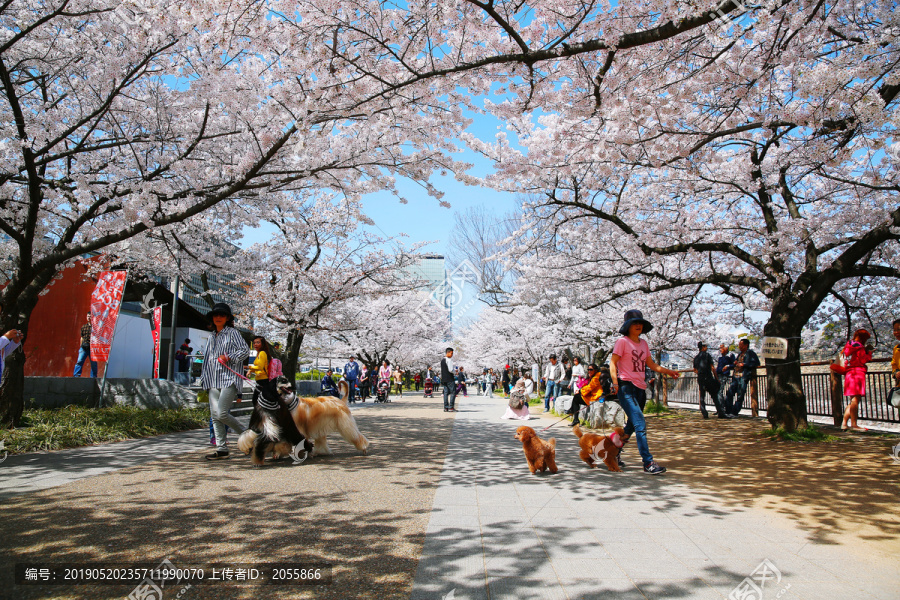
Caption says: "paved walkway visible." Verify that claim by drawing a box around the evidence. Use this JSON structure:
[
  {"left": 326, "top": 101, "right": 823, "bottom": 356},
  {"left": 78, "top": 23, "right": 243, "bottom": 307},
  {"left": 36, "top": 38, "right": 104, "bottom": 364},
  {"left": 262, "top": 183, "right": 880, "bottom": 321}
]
[
  {"left": 2, "top": 392, "right": 898, "bottom": 599},
  {"left": 411, "top": 394, "right": 898, "bottom": 600}
]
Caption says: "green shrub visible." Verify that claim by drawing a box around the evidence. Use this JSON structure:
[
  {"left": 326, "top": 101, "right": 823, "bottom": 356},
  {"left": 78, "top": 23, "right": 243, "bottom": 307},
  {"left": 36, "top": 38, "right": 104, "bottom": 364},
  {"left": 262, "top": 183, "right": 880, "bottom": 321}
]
[
  {"left": 644, "top": 399, "right": 670, "bottom": 414},
  {"left": 2, "top": 405, "right": 209, "bottom": 454},
  {"left": 760, "top": 425, "right": 842, "bottom": 443}
]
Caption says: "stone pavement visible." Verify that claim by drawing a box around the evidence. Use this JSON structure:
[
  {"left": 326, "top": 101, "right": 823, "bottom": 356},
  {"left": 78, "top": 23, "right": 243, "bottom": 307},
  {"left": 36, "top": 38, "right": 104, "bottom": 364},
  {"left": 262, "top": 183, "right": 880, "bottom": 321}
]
[{"left": 411, "top": 393, "right": 899, "bottom": 600}]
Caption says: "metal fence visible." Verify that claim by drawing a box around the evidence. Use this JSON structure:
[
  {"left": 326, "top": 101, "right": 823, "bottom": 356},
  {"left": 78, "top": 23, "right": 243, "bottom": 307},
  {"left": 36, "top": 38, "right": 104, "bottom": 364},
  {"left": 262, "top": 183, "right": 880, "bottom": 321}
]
[{"left": 667, "top": 370, "right": 899, "bottom": 423}]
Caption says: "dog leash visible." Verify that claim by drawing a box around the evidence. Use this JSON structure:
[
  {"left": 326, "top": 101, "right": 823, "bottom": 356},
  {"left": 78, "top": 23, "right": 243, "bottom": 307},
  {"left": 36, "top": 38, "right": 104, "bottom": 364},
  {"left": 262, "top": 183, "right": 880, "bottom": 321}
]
[
  {"left": 216, "top": 356, "right": 266, "bottom": 391},
  {"left": 540, "top": 415, "right": 571, "bottom": 432}
]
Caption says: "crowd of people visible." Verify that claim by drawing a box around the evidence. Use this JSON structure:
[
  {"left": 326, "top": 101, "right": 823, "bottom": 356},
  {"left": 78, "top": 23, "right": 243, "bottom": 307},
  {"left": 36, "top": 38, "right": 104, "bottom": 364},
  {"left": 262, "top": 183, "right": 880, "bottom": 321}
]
[{"left": 49, "top": 299, "right": 900, "bottom": 467}]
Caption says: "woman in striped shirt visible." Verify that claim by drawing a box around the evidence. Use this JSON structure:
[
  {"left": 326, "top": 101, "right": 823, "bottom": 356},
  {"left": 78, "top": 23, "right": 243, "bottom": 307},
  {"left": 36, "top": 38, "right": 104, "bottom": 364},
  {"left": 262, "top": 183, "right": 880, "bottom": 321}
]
[{"left": 201, "top": 303, "right": 250, "bottom": 460}]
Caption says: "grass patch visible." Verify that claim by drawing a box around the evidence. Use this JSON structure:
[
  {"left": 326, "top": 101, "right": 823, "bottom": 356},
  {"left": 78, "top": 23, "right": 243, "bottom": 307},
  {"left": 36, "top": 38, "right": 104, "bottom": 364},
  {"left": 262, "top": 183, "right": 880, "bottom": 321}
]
[
  {"left": 1, "top": 405, "right": 209, "bottom": 454},
  {"left": 760, "top": 424, "right": 843, "bottom": 443},
  {"left": 644, "top": 399, "right": 671, "bottom": 414},
  {"left": 528, "top": 398, "right": 543, "bottom": 406}
]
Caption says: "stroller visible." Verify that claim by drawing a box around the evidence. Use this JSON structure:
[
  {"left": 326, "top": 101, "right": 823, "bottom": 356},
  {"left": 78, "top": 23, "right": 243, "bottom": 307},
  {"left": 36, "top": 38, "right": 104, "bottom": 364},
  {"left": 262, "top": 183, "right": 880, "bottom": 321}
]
[
  {"left": 375, "top": 379, "right": 391, "bottom": 403},
  {"left": 423, "top": 378, "right": 434, "bottom": 397}
]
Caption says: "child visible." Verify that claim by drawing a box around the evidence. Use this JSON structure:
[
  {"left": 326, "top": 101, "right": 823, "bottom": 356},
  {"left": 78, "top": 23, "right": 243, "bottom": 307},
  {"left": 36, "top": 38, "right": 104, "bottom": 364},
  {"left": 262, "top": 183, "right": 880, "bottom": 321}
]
[{"left": 609, "top": 309, "right": 680, "bottom": 475}]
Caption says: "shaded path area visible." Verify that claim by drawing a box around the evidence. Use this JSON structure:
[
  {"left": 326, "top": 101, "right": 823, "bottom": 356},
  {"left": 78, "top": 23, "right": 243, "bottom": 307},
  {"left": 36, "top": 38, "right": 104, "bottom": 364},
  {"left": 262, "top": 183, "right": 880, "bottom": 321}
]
[{"left": 0, "top": 398, "right": 454, "bottom": 600}]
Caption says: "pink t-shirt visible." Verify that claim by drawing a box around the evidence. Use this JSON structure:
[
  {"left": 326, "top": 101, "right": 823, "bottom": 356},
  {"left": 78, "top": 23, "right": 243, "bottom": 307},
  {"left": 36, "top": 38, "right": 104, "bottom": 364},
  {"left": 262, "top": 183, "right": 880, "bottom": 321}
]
[{"left": 612, "top": 336, "right": 651, "bottom": 389}]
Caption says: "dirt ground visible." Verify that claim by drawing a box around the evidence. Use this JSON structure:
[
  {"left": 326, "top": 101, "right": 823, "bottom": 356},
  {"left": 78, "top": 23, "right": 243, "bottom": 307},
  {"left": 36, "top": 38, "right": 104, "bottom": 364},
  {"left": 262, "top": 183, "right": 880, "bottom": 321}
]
[{"left": 647, "top": 410, "right": 900, "bottom": 558}]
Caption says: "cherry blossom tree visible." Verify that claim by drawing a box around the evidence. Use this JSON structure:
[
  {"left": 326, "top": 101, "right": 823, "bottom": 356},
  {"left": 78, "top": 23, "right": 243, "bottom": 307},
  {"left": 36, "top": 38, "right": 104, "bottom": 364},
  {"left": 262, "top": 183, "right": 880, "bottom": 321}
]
[
  {"left": 328, "top": 291, "right": 450, "bottom": 375},
  {"left": 240, "top": 194, "right": 428, "bottom": 382},
  {"left": 445, "top": 1, "right": 900, "bottom": 431},
  {"left": 0, "top": 0, "right": 470, "bottom": 425}
]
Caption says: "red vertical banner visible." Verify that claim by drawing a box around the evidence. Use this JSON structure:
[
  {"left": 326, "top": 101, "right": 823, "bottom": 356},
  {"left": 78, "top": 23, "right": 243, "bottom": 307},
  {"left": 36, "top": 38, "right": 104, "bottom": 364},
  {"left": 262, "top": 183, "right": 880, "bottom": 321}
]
[
  {"left": 151, "top": 306, "right": 162, "bottom": 378},
  {"left": 89, "top": 271, "right": 128, "bottom": 364}
]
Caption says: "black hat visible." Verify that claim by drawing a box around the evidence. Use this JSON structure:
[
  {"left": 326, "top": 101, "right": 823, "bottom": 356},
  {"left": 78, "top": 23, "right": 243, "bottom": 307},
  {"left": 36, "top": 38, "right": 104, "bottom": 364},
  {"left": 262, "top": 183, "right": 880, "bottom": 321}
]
[
  {"left": 618, "top": 309, "right": 654, "bottom": 335},
  {"left": 206, "top": 302, "right": 234, "bottom": 320}
]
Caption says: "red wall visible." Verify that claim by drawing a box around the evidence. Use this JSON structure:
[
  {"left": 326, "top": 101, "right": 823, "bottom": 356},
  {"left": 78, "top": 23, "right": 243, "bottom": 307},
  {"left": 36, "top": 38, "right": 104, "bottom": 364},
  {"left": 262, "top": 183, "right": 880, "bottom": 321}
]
[{"left": 25, "top": 262, "right": 99, "bottom": 377}]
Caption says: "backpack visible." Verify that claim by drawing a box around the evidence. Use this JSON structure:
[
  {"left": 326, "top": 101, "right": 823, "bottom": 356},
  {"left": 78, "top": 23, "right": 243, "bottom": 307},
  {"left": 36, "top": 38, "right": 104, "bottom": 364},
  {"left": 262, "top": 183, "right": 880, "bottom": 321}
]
[{"left": 268, "top": 358, "right": 283, "bottom": 379}]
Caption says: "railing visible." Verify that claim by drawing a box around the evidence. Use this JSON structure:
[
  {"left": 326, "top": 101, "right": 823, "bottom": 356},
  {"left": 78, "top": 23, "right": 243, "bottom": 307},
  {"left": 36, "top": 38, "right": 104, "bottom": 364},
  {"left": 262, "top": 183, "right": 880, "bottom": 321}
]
[{"left": 665, "top": 359, "right": 899, "bottom": 424}]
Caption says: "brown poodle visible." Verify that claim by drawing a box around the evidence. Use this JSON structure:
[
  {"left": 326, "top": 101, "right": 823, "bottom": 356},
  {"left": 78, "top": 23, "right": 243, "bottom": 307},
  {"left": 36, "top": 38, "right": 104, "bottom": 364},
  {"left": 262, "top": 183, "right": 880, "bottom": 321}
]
[
  {"left": 573, "top": 425, "right": 625, "bottom": 471},
  {"left": 514, "top": 426, "right": 558, "bottom": 474}
]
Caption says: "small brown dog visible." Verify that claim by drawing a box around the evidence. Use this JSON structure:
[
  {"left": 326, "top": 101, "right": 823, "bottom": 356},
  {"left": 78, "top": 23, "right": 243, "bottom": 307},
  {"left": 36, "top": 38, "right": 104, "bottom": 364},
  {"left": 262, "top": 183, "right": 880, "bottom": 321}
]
[
  {"left": 573, "top": 425, "right": 625, "bottom": 471},
  {"left": 514, "top": 426, "right": 558, "bottom": 474}
]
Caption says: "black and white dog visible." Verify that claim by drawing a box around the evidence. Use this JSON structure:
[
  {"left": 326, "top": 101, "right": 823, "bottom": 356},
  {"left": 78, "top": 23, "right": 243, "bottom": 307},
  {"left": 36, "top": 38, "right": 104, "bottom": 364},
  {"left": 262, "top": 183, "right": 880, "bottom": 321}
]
[{"left": 238, "top": 376, "right": 314, "bottom": 466}]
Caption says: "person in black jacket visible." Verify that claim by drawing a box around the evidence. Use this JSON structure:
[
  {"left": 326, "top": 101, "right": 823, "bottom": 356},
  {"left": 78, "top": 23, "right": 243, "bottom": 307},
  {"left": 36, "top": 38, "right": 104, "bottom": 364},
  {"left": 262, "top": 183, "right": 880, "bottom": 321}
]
[
  {"left": 692, "top": 342, "right": 723, "bottom": 419},
  {"left": 440, "top": 347, "right": 457, "bottom": 412},
  {"left": 724, "top": 339, "right": 761, "bottom": 416}
]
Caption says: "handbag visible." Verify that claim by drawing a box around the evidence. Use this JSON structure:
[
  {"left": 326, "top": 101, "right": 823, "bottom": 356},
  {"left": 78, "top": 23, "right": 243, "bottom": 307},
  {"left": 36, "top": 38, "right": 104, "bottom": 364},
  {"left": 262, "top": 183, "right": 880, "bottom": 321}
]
[{"left": 829, "top": 351, "right": 847, "bottom": 375}]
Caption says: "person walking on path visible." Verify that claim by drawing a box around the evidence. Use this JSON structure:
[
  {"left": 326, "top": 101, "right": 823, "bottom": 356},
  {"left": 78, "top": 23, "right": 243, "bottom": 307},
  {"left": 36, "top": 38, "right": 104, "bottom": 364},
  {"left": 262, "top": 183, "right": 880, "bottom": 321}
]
[
  {"left": 393, "top": 367, "right": 404, "bottom": 396},
  {"left": 609, "top": 309, "right": 680, "bottom": 475},
  {"left": 716, "top": 343, "right": 736, "bottom": 419},
  {"left": 378, "top": 359, "right": 392, "bottom": 400},
  {"left": 457, "top": 366, "right": 468, "bottom": 396},
  {"left": 501, "top": 367, "right": 511, "bottom": 396},
  {"left": 692, "top": 342, "right": 723, "bottom": 419},
  {"left": 201, "top": 303, "right": 249, "bottom": 460},
  {"left": 440, "top": 348, "right": 457, "bottom": 412},
  {"left": 72, "top": 312, "right": 97, "bottom": 378},
  {"left": 414, "top": 372, "right": 421, "bottom": 391},
  {"left": 486, "top": 368, "right": 495, "bottom": 398},
  {"left": 246, "top": 336, "right": 272, "bottom": 407},
  {"left": 543, "top": 354, "right": 563, "bottom": 411},
  {"left": 724, "top": 339, "right": 760, "bottom": 416},
  {"left": 841, "top": 328, "right": 874, "bottom": 431},
  {"left": 344, "top": 355, "right": 361, "bottom": 404}
]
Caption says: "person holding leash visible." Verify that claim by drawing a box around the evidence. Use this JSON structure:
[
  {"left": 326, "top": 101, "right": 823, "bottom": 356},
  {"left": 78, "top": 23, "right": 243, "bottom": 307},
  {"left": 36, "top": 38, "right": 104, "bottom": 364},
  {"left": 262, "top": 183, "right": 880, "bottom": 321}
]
[
  {"left": 201, "top": 303, "right": 249, "bottom": 460},
  {"left": 609, "top": 309, "right": 680, "bottom": 475}
]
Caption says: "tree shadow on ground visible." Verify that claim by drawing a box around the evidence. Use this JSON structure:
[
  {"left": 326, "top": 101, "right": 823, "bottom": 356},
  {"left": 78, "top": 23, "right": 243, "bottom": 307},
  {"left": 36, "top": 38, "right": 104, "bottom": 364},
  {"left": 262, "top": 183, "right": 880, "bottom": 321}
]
[
  {"left": 413, "top": 400, "right": 899, "bottom": 600},
  {"left": 0, "top": 399, "right": 454, "bottom": 600}
]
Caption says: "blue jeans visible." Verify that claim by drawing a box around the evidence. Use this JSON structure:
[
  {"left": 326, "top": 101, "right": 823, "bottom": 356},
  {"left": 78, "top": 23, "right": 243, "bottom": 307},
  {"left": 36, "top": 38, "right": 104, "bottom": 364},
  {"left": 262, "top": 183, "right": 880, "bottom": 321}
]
[
  {"left": 544, "top": 381, "right": 557, "bottom": 411},
  {"left": 617, "top": 381, "right": 653, "bottom": 465},
  {"left": 725, "top": 377, "right": 750, "bottom": 415},
  {"left": 73, "top": 346, "right": 97, "bottom": 377},
  {"left": 443, "top": 383, "right": 457, "bottom": 410},
  {"left": 347, "top": 378, "right": 357, "bottom": 402}
]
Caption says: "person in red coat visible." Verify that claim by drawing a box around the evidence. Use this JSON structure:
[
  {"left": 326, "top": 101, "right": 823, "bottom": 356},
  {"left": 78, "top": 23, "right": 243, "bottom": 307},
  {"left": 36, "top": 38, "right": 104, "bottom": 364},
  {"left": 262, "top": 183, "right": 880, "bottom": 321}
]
[{"left": 841, "top": 328, "right": 873, "bottom": 431}]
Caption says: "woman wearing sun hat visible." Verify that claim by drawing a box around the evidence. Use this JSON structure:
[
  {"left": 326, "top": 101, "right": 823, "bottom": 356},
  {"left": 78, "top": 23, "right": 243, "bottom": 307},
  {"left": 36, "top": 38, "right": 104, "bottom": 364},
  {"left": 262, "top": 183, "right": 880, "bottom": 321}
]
[
  {"left": 200, "top": 302, "right": 250, "bottom": 460},
  {"left": 609, "top": 309, "right": 680, "bottom": 475}
]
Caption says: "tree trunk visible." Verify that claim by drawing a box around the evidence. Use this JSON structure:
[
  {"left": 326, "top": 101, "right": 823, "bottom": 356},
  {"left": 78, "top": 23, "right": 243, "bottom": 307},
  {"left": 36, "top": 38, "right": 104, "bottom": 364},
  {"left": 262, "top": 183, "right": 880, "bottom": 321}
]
[
  {"left": 284, "top": 329, "right": 304, "bottom": 383},
  {"left": 763, "top": 311, "right": 808, "bottom": 432}
]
